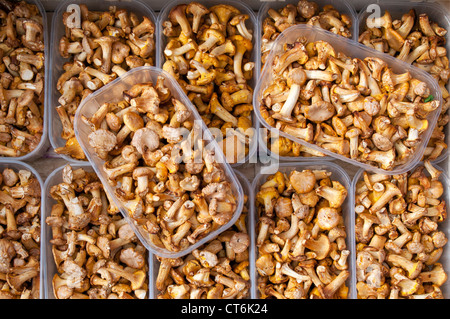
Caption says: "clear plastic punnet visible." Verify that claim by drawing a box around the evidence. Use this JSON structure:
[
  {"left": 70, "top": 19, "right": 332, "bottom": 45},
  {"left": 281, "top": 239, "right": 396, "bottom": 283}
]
[
  {"left": 157, "top": 0, "right": 259, "bottom": 167},
  {"left": 48, "top": 0, "right": 158, "bottom": 164},
  {"left": 0, "top": 160, "right": 44, "bottom": 299},
  {"left": 256, "top": 0, "right": 357, "bottom": 162},
  {"left": 73, "top": 66, "right": 244, "bottom": 258},
  {"left": 149, "top": 169, "right": 256, "bottom": 299},
  {"left": 254, "top": 24, "right": 443, "bottom": 175},
  {"left": 357, "top": 1, "right": 450, "bottom": 165},
  {"left": 41, "top": 163, "right": 152, "bottom": 299},
  {"left": 251, "top": 161, "right": 356, "bottom": 299},
  {"left": 351, "top": 163, "right": 450, "bottom": 298},
  {"left": 0, "top": 0, "right": 49, "bottom": 162}
]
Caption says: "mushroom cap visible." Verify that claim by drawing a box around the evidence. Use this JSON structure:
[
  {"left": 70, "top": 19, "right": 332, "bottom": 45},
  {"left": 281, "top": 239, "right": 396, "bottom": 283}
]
[
  {"left": 287, "top": 67, "right": 307, "bottom": 87},
  {"left": 372, "top": 132, "right": 393, "bottom": 151},
  {"left": 304, "top": 233, "right": 330, "bottom": 260},
  {"left": 131, "top": 127, "right": 160, "bottom": 154},
  {"left": 186, "top": 2, "right": 209, "bottom": 15},
  {"left": 289, "top": 170, "right": 316, "bottom": 194},
  {"left": 316, "top": 207, "right": 340, "bottom": 230},
  {"left": 132, "top": 166, "right": 154, "bottom": 179},
  {"left": 88, "top": 129, "right": 117, "bottom": 152},
  {"left": 304, "top": 100, "right": 335, "bottom": 123},
  {"left": 229, "top": 232, "right": 250, "bottom": 253},
  {"left": 123, "top": 112, "right": 144, "bottom": 131}
]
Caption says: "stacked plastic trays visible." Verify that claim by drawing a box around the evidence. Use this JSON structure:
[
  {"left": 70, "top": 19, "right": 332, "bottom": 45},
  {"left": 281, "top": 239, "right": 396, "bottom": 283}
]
[
  {"left": 2, "top": 0, "right": 449, "bottom": 300},
  {"left": 157, "top": 0, "right": 259, "bottom": 167},
  {"left": 256, "top": 0, "right": 357, "bottom": 162},
  {"left": 48, "top": 0, "right": 158, "bottom": 164}
]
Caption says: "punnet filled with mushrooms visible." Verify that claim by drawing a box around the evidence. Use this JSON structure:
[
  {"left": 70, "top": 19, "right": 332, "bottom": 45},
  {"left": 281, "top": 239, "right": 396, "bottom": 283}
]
[
  {"left": 358, "top": 4, "right": 450, "bottom": 163},
  {"left": 353, "top": 161, "right": 448, "bottom": 299},
  {"left": 45, "top": 164, "right": 149, "bottom": 299},
  {"left": 0, "top": 163, "right": 42, "bottom": 299},
  {"left": 255, "top": 24, "right": 443, "bottom": 174},
  {"left": 160, "top": 1, "right": 256, "bottom": 165},
  {"left": 153, "top": 171, "right": 252, "bottom": 299},
  {"left": 73, "top": 66, "right": 244, "bottom": 258},
  {"left": 50, "top": 1, "right": 156, "bottom": 161},
  {"left": 254, "top": 163, "right": 353, "bottom": 299},
  {"left": 0, "top": 0, "right": 46, "bottom": 158}
]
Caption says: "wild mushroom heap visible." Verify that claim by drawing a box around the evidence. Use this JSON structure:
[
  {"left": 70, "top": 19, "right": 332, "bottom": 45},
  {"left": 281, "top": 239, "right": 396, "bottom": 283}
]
[
  {"left": 259, "top": 37, "right": 441, "bottom": 171},
  {"left": 261, "top": 1, "right": 353, "bottom": 158},
  {"left": 155, "top": 193, "right": 250, "bottom": 299},
  {"left": 0, "top": 0, "right": 45, "bottom": 157},
  {"left": 261, "top": 1, "right": 353, "bottom": 66},
  {"left": 355, "top": 161, "right": 447, "bottom": 299},
  {"left": 47, "top": 164, "right": 149, "bottom": 299},
  {"left": 54, "top": 4, "right": 156, "bottom": 161},
  {"left": 161, "top": 3, "right": 255, "bottom": 164},
  {"left": 84, "top": 78, "right": 238, "bottom": 254},
  {"left": 360, "top": 9, "right": 449, "bottom": 162},
  {"left": 255, "top": 169, "right": 350, "bottom": 299},
  {"left": 0, "top": 166, "right": 41, "bottom": 299}
]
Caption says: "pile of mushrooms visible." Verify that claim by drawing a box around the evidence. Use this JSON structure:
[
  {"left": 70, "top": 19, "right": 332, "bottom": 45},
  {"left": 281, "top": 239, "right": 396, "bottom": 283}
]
[
  {"left": 47, "top": 164, "right": 148, "bottom": 299},
  {"left": 0, "top": 0, "right": 45, "bottom": 157},
  {"left": 162, "top": 3, "right": 254, "bottom": 164},
  {"left": 261, "top": 0, "right": 353, "bottom": 66},
  {"left": 156, "top": 194, "right": 250, "bottom": 299},
  {"left": 255, "top": 169, "right": 350, "bottom": 299},
  {"left": 54, "top": 4, "right": 156, "bottom": 161},
  {"left": 360, "top": 9, "right": 449, "bottom": 161},
  {"left": 259, "top": 37, "right": 440, "bottom": 171},
  {"left": 84, "top": 79, "right": 238, "bottom": 254},
  {"left": 355, "top": 161, "right": 448, "bottom": 299},
  {"left": 0, "top": 167, "right": 41, "bottom": 299}
]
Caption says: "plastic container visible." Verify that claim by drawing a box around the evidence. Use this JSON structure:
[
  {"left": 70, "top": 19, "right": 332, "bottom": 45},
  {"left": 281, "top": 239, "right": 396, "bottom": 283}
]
[
  {"left": 254, "top": 24, "right": 443, "bottom": 175},
  {"left": 251, "top": 161, "right": 356, "bottom": 299},
  {"left": 357, "top": 1, "right": 450, "bottom": 165},
  {"left": 0, "top": 160, "right": 44, "bottom": 299},
  {"left": 257, "top": 0, "right": 358, "bottom": 70},
  {"left": 351, "top": 163, "right": 450, "bottom": 298},
  {"left": 73, "top": 65, "right": 244, "bottom": 258},
  {"left": 157, "top": 0, "right": 259, "bottom": 168},
  {"left": 0, "top": 0, "right": 50, "bottom": 162},
  {"left": 41, "top": 162, "right": 152, "bottom": 299},
  {"left": 47, "top": 0, "right": 158, "bottom": 164},
  {"left": 149, "top": 169, "right": 256, "bottom": 299}
]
